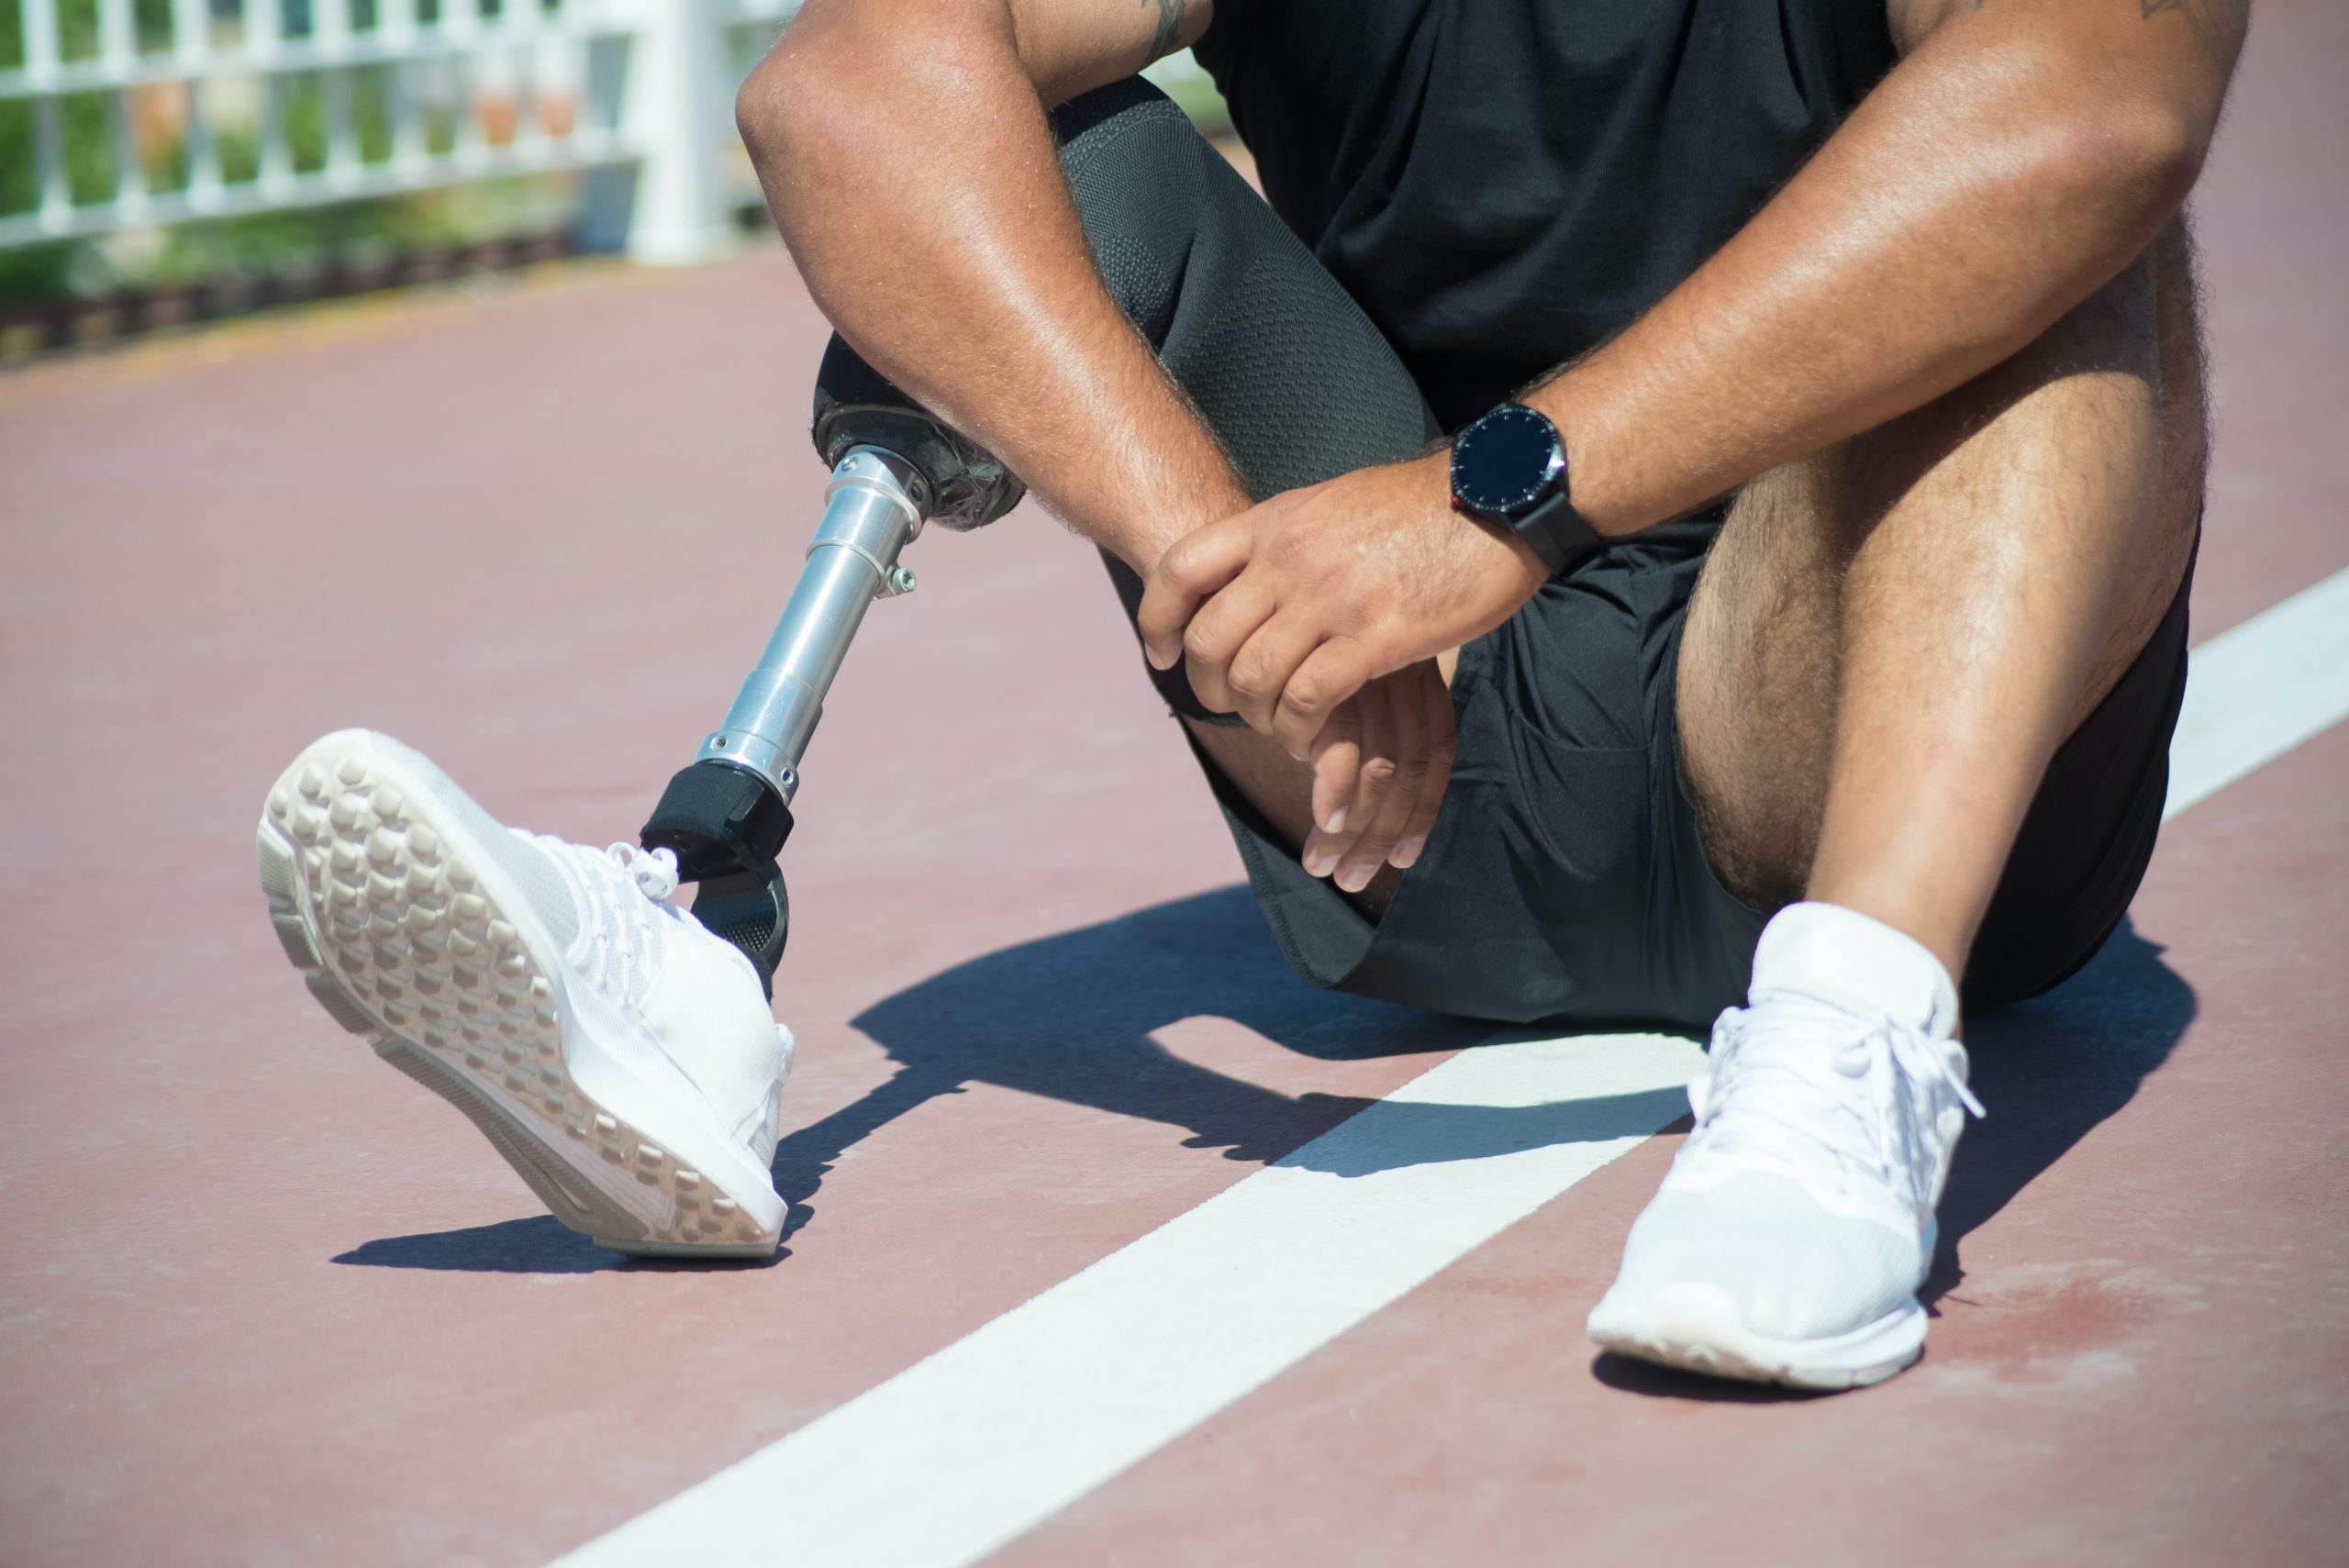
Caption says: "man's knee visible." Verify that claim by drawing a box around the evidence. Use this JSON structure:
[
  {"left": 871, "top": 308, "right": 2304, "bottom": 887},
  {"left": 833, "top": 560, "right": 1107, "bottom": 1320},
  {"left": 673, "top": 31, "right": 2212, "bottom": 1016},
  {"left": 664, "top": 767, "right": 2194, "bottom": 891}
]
[{"left": 1049, "top": 79, "right": 1213, "bottom": 347}]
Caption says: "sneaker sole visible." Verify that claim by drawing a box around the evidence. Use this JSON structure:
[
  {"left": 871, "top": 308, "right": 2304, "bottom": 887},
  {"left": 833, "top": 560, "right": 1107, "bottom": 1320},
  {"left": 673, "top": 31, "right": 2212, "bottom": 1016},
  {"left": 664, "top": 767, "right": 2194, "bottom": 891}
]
[
  {"left": 1588, "top": 1282, "right": 1927, "bottom": 1391},
  {"left": 257, "top": 731, "right": 781, "bottom": 1260}
]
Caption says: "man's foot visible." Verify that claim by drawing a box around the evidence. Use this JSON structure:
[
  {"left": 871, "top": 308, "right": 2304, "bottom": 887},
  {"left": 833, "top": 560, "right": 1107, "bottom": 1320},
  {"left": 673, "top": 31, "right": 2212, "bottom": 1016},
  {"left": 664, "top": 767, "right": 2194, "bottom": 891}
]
[
  {"left": 1587, "top": 903, "right": 1983, "bottom": 1389},
  {"left": 256, "top": 729, "right": 792, "bottom": 1258}
]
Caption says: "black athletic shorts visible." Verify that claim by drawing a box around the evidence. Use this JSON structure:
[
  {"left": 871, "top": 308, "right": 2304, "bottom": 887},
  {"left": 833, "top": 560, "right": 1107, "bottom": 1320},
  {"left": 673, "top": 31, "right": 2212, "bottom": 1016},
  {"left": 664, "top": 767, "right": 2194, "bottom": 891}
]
[{"left": 1060, "top": 81, "right": 2190, "bottom": 1031}]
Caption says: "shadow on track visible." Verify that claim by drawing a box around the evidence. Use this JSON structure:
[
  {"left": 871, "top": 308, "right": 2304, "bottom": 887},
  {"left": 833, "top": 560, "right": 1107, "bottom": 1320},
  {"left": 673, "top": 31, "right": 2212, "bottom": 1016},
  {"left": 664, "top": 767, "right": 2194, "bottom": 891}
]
[
  {"left": 1924, "top": 918, "right": 2196, "bottom": 1301},
  {"left": 1594, "top": 918, "right": 2195, "bottom": 1400},
  {"left": 340, "top": 884, "right": 1677, "bottom": 1269},
  {"left": 780, "top": 883, "right": 1597, "bottom": 1240},
  {"left": 335, "top": 1215, "right": 633, "bottom": 1274},
  {"left": 338, "top": 898, "right": 2188, "bottom": 1306}
]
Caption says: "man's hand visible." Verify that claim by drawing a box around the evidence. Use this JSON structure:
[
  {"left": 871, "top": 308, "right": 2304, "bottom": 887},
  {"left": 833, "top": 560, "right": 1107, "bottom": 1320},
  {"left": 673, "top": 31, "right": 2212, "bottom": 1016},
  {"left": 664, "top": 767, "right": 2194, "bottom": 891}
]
[
  {"left": 1138, "top": 452, "right": 1546, "bottom": 761},
  {"left": 1292, "top": 660, "right": 1455, "bottom": 887}
]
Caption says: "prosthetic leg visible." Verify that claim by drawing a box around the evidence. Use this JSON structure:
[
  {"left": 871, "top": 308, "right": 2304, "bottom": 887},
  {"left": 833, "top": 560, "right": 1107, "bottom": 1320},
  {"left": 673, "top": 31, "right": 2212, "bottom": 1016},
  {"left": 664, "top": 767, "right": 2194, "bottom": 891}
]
[
  {"left": 637, "top": 338, "right": 1022, "bottom": 995},
  {"left": 642, "top": 75, "right": 1437, "bottom": 995}
]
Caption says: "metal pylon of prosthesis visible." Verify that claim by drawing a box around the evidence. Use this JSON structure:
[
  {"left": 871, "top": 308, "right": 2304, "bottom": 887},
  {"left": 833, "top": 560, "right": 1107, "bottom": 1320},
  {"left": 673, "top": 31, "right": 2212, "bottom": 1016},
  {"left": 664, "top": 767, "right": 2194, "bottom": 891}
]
[{"left": 638, "top": 337, "right": 1025, "bottom": 996}]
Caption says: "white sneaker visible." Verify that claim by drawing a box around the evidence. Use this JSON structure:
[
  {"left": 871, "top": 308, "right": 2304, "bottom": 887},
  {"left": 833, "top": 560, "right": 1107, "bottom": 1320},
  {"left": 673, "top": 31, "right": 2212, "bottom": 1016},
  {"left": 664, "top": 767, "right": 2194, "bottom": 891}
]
[
  {"left": 256, "top": 729, "right": 792, "bottom": 1257},
  {"left": 1587, "top": 903, "right": 1983, "bottom": 1388}
]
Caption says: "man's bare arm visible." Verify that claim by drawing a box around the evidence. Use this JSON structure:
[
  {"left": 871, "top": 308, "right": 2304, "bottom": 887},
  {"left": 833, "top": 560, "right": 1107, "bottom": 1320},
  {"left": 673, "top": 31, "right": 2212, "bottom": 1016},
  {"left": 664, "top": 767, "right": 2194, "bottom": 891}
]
[
  {"left": 741, "top": 0, "right": 1462, "bottom": 883},
  {"left": 736, "top": 0, "right": 1240, "bottom": 571},
  {"left": 1526, "top": 0, "right": 2247, "bottom": 535},
  {"left": 1136, "top": 0, "right": 2244, "bottom": 757}
]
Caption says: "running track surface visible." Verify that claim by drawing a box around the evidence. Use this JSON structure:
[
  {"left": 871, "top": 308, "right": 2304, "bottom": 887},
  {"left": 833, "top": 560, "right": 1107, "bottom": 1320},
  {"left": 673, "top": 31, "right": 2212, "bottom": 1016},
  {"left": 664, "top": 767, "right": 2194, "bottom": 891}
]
[{"left": 3, "top": 6, "right": 2344, "bottom": 1563}]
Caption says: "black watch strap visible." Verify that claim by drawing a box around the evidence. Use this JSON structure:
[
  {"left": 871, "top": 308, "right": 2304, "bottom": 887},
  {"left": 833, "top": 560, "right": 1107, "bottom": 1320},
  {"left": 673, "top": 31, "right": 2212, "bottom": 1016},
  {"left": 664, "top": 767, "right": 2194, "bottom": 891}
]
[{"left": 1512, "top": 485, "right": 1605, "bottom": 578}]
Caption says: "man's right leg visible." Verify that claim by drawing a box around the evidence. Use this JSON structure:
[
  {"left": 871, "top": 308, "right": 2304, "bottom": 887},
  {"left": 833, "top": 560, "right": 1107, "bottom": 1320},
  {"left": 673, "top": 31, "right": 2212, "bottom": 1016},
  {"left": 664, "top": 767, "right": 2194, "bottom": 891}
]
[
  {"left": 1675, "top": 220, "right": 2206, "bottom": 979},
  {"left": 1590, "top": 222, "right": 2205, "bottom": 1387}
]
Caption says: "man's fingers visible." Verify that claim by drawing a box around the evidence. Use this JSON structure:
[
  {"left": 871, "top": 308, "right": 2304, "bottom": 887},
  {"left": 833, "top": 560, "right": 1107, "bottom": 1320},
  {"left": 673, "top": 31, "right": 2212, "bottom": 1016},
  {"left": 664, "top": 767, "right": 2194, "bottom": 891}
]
[
  {"left": 1308, "top": 703, "right": 1364, "bottom": 846},
  {"left": 1390, "top": 663, "right": 1456, "bottom": 869},
  {"left": 1298, "top": 664, "right": 1453, "bottom": 887},
  {"left": 1138, "top": 517, "right": 1252, "bottom": 670},
  {"left": 1319, "top": 683, "right": 1398, "bottom": 894},
  {"left": 1302, "top": 702, "right": 1363, "bottom": 878},
  {"left": 1180, "top": 580, "right": 1279, "bottom": 718},
  {"left": 1223, "top": 613, "right": 1320, "bottom": 734},
  {"left": 1334, "top": 678, "right": 1424, "bottom": 894},
  {"left": 1272, "top": 639, "right": 1375, "bottom": 761}
]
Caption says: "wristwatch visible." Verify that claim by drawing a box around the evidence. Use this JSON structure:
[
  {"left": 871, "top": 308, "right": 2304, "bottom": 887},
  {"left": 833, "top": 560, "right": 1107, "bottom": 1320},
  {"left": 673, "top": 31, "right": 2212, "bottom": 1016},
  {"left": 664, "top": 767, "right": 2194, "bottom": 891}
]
[{"left": 1448, "top": 402, "right": 1604, "bottom": 578}]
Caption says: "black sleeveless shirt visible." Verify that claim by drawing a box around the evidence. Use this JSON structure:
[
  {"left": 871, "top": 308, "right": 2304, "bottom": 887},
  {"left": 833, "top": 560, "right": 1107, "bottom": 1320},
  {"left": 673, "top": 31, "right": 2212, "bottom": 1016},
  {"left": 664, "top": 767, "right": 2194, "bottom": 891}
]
[{"left": 1192, "top": 1, "right": 1897, "bottom": 429}]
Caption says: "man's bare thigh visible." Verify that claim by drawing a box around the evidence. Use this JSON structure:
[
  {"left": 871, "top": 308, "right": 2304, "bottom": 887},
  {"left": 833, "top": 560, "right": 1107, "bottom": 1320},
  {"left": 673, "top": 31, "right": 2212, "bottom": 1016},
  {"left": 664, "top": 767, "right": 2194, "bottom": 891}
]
[{"left": 1675, "top": 218, "right": 2207, "bottom": 909}]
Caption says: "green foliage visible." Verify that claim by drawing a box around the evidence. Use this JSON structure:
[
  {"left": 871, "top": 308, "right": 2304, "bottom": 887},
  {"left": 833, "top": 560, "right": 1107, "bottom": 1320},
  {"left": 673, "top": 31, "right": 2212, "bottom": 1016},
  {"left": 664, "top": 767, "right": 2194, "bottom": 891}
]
[
  {"left": 60, "top": 91, "right": 117, "bottom": 204},
  {"left": 1150, "top": 68, "right": 1230, "bottom": 138},
  {"left": 0, "top": 101, "right": 33, "bottom": 215},
  {"left": 0, "top": 242, "right": 74, "bottom": 305},
  {"left": 0, "top": 7, "right": 566, "bottom": 305},
  {"left": 0, "top": 6, "right": 1228, "bottom": 311}
]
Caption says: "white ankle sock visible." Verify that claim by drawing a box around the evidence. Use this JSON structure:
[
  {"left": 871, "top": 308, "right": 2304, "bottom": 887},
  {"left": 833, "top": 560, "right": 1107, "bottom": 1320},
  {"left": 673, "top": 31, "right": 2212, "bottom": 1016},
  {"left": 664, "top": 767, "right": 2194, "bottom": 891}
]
[{"left": 1748, "top": 901, "right": 1960, "bottom": 1038}]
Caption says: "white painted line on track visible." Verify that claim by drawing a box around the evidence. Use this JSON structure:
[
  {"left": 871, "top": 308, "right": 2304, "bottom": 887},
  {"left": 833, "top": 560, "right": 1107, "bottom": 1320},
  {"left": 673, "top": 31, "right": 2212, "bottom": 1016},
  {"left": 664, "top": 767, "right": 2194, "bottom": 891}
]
[
  {"left": 2165, "top": 565, "right": 2349, "bottom": 819},
  {"left": 552, "top": 566, "right": 2349, "bottom": 1568},
  {"left": 551, "top": 1032, "right": 1706, "bottom": 1568}
]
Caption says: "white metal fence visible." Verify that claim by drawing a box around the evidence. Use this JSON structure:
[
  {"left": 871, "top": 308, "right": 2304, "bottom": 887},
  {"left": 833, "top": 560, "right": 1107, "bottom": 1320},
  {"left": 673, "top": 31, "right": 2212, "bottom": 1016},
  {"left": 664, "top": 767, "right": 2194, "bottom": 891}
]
[
  {"left": 0, "top": 0, "right": 797, "bottom": 262},
  {"left": 1, "top": 1, "right": 1224, "bottom": 272}
]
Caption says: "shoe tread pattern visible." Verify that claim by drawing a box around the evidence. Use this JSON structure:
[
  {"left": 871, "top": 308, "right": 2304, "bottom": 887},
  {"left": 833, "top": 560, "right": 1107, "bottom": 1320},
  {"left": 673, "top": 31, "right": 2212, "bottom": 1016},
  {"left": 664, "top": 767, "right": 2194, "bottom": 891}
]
[{"left": 257, "top": 746, "right": 775, "bottom": 1258}]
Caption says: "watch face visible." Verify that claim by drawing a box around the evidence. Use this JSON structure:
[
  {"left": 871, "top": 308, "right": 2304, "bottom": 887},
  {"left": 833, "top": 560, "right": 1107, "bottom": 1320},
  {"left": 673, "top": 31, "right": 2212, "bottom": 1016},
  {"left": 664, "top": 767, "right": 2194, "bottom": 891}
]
[{"left": 1451, "top": 404, "right": 1562, "bottom": 517}]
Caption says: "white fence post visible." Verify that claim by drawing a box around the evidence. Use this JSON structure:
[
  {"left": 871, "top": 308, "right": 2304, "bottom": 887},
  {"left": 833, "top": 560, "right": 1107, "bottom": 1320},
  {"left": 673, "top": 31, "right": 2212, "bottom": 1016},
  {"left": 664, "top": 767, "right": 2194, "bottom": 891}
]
[
  {"left": 22, "top": 0, "right": 72, "bottom": 233},
  {"left": 171, "top": 0, "right": 224, "bottom": 212},
  {"left": 615, "top": 0, "right": 738, "bottom": 265}
]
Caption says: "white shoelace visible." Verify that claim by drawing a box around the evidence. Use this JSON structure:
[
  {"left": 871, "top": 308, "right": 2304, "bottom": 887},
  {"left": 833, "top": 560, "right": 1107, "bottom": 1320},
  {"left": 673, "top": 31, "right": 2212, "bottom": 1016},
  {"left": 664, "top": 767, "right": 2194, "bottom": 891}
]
[
  {"left": 603, "top": 842, "right": 680, "bottom": 902},
  {"left": 1681, "top": 1002, "right": 1986, "bottom": 1209},
  {"left": 495, "top": 830, "right": 684, "bottom": 1012}
]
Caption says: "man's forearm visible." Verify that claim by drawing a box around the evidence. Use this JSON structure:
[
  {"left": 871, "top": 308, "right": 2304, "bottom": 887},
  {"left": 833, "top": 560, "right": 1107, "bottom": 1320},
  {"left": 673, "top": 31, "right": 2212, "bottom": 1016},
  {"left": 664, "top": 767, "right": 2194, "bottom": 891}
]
[
  {"left": 1527, "top": 0, "right": 2243, "bottom": 536},
  {"left": 737, "top": 0, "right": 1245, "bottom": 570}
]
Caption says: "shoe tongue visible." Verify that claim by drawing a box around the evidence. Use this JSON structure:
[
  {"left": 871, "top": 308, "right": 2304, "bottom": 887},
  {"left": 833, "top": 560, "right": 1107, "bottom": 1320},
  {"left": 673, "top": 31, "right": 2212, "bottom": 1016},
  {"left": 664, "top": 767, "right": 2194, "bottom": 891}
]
[{"left": 1749, "top": 902, "right": 1958, "bottom": 1039}]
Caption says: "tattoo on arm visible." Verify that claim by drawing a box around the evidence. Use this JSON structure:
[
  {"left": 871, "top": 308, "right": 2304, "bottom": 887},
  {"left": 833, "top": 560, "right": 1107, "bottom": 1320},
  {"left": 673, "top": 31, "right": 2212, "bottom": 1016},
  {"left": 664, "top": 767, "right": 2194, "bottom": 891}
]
[
  {"left": 1143, "top": 0, "right": 1186, "bottom": 57},
  {"left": 1965, "top": 0, "right": 2247, "bottom": 60},
  {"left": 2141, "top": 0, "right": 2248, "bottom": 22},
  {"left": 2140, "top": 0, "right": 2251, "bottom": 63}
]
